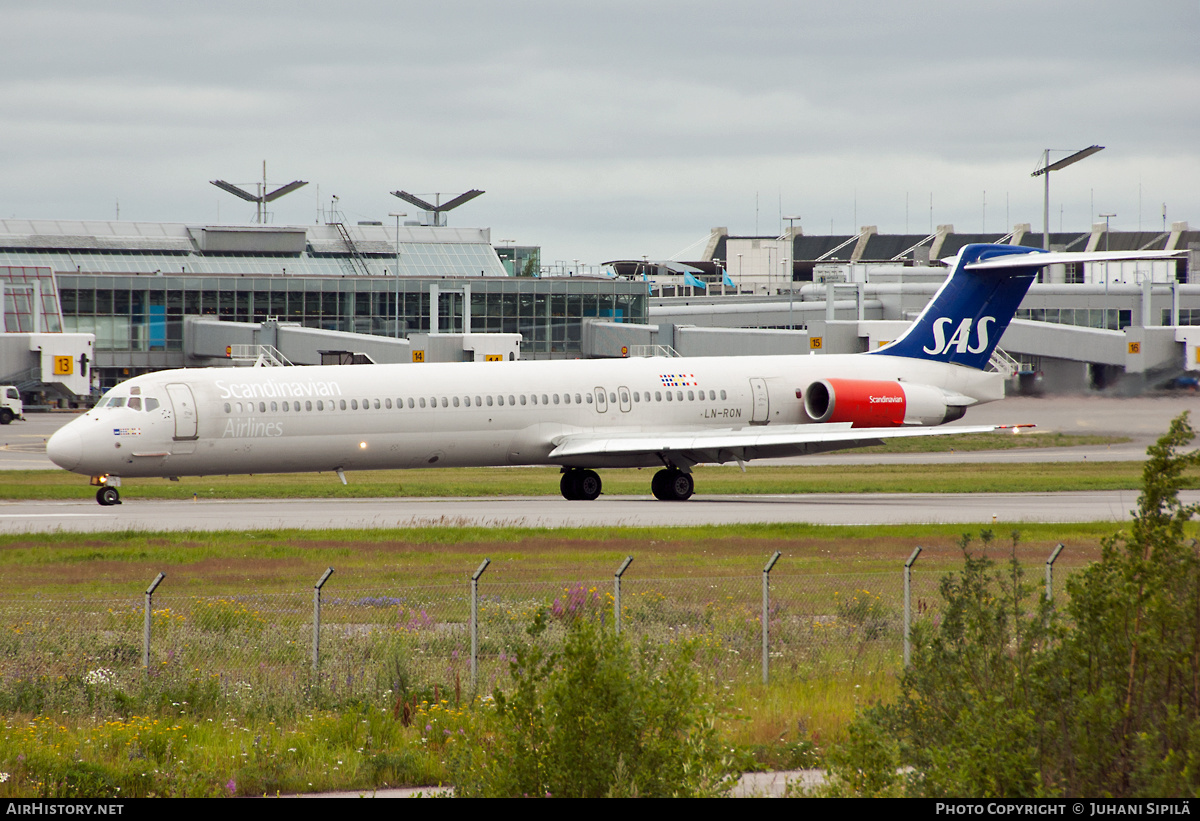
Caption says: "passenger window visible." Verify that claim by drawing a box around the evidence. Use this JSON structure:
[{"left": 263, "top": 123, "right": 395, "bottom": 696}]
[
  {"left": 270, "top": 401, "right": 278, "bottom": 411},
  {"left": 476, "top": 396, "right": 482, "bottom": 406},
  {"left": 665, "top": 392, "right": 672, "bottom": 402},
  {"left": 520, "top": 395, "right": 526, "bottom": 405},
  {"left": 486, "top": 396, "right": 493, "bottom": 406},
  {"left": 508, "top": 395, "right": 515, "bottom": 405},
  {"left": 586, "top": 393, "right": 592, "bottom": 404},
  {"left": 531, "top": 394, "right": 538, "bottom": 405},
  {"left": 339, "top": 400, "right": 347, "bottom": 410},
  {"left": 553, "top": 394, "right": 560, "bottom": 404},
  {"left": 497, "top": 395, "right": 504, "bottom": 406},
  {"left": 453, "top": 396, "right": 460, "bottom": 407},
  {"left": 419, "top": 398, "right": 426, "bottom": 408},
  {"left": 259, "top": 402, "right": 266, "bottom": 413},
  {"left": 374, "top": 399, "right": 381, "bottom": 410},
  {"left": 283, "top": 402, "right": 290, "bottom": 412},
  {"left": 317, "top": 400, "right": 324, "bottom": 411},
  {"left": 441, "top": 397, "right": 448, "bottom": 408},
  {"left": 542, "top": 394, "right": 549, "bottom": 404},
  {"left": 564, "top": 393, "right": 571, "bottom": 405},
  {"left": 609, "top": 392, "right": 616, "bottom": 403},
  {"left": 408, "top": 398, "right": 415, "bottom": 409},
  {"left": 720, "top": 390, "right": 727, "bottom": 400},
  {"left": 575, "top": 393, "right": 582, "bottom": 404},
  {"left": 224, "top": 402, "right": 231, "bottom": 414},
  {"left": 688, "top": 391, "right": 694, "bottom": 401},
  {"left": 385, "top": 399, "right": 392, "bottom": 409},
  {"left": 305, "top": 401, "right": 312, "bottom": 411},
  {"left": 351, "top": 399, "right": 358, "bottom": 410}
]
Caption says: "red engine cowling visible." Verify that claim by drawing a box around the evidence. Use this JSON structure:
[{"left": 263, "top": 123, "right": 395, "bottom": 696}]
[{"left": 802, "top": 378, "right": 966, "bottom": 427}]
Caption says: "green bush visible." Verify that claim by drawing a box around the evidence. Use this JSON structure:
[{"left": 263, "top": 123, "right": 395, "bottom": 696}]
[
  {"left": 451, "top": 609, "right": 736, "bottom": 797},
  {"left": 821, "top": 413, "right": 1200, "bottom": 798}
]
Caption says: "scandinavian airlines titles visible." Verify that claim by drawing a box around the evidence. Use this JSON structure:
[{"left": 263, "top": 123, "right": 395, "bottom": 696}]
[{"left": 215, "top": 379, "right": 343, "bottom": 401}]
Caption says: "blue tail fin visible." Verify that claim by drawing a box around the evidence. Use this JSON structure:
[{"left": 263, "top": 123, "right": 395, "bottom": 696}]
[{"left": 871, "top": 243, "right": 1043, "bottom": 370}]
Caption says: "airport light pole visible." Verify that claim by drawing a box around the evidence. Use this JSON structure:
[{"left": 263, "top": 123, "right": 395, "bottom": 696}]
[
  {"left": 498, "top": 238, "right": 516, "bottom": 275},
  {"left": 1032, "top": 146, "right": 1104, "bottom": 250},
  {"left": 1099, "top": 213, "right": 1116, "bottom": 252},
  {"left": 783, "top": 215, "right": 801, "bottom": 330},
  {"left": 389, "top": 212, "right": 407, "bottom": 337}
]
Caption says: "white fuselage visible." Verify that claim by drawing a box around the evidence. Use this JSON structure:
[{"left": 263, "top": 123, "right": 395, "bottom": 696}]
[{"left": 48, "top": 352, "right": 1003, "bottom": 480}]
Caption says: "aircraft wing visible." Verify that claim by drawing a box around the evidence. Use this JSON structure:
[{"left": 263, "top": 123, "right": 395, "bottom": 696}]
[{"left": 548, "top": 422, "right": 1023, "bottom": 465}]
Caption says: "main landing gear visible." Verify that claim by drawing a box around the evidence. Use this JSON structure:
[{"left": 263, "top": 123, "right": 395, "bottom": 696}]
[
  {"left": 560, "top": 468, "right": 602, "bottom": 501},
  {"left": 559, "top": 467, "right": 695, "bottom": 501},
  {"left": 96, "top": 486, "right": 121, "bottom": 506},
  {"left": 651, "top": 468, "right": 693, "bottom": 501}
]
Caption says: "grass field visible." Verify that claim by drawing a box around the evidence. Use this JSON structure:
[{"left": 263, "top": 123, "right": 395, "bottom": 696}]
[
  {"left": 1, "top": 520, "right": 1157, "bottom": 796},
  {"left": 0, "top": 431, "right": 1139, "bottom": 502},
  {"left": 1, "top": 458, "right": 1162, "bottom": 502}
]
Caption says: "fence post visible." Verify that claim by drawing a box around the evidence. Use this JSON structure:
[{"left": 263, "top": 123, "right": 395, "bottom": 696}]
[
  {"left": 312, "top": 567, "right": 333, "bottom": 673},
  {"left": 614, "top": 556, "right": 633, "bottom": 635},
  {"left": 143, "top": 572, "right": 165, "bottom": 671},
  {"left": 471, "top": 558, "right": 490, "bottom": 693},
  {"left": 904, "top": 547, "right": 921, "bottom": 668},
  {"left": 762, "top": 551, "right": 781, "bottom": 685},
  {"left": 1045, "top": 544, "right": 1064, "bottom": 603}
]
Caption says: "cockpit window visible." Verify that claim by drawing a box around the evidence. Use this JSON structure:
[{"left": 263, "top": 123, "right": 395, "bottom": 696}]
[{"left": 128, "top": 397, "right": 142, "bottom": 411}]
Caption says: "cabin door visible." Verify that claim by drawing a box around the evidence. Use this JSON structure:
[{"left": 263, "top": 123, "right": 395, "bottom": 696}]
[
  {"left": 165, "top": 383, "right": 199, "bottom": 440},
  {"left": 749, "top": 378, "right": 769, "bottom": 424}
]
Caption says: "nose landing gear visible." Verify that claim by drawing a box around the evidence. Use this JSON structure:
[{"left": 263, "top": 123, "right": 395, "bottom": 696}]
[{"left": 96, "top": 486, "right": 121, "bottom": 506}]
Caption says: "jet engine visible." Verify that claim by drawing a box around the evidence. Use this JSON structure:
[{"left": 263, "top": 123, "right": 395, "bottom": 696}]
[{"left": 802, "top": 378, "right": 967, "bottom": 427}]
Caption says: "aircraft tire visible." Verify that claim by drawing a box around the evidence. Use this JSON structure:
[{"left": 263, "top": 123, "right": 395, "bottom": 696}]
[
  {"left": 666, "top": 470, "right": 694, "bottom": 501},
  {"left": 577, "top": 470, "right": 602, "bottom": 501},
  {"left": 96, "top": 486, "right": 121, "bottom": 506},
  {"left": 560, "top": 471, "right": 580, "bottom": 500},
  {"left": 651, "top": 469, "right": 671, "bottom": 500}
]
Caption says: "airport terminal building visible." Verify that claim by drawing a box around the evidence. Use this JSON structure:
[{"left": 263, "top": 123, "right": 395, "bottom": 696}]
[{"left": 0, "top": 220, "right": 647, "bottom": 392}]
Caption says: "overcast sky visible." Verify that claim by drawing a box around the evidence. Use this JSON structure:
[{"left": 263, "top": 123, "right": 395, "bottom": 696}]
[{"left": 2, "top": 1, "right": 1197, "bottom": 266}]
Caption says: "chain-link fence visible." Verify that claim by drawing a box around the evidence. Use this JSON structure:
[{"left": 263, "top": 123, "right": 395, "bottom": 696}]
[{"left": 0, "top": 550, "right": 1072, "bottom": 712}]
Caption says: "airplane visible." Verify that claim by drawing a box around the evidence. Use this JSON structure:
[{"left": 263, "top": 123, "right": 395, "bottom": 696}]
[{"left": 46, "top": 244, "right": 1183, "bottom": 506}]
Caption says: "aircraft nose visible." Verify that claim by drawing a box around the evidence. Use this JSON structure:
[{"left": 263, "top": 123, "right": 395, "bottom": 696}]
[{"left": 46, "top": 426, "right": 82, "bottom": 472}]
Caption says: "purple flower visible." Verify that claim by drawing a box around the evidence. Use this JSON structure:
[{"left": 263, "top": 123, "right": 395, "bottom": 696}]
[{"left": 226, "top": 778, "right": 236, "bottom": 796}]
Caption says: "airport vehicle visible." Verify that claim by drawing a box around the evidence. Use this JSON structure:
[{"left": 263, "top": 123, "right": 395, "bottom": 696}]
[
  {"left": 0, "top": 386, "right": 23, "bottom": 425},
  {"left": 45, "top": 244, "right": 1181, "bottom": 506}
]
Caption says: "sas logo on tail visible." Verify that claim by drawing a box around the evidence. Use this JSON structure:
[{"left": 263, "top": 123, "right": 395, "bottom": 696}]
[{"left": 923, "top": 316, "right": 995, "bottom": 356}]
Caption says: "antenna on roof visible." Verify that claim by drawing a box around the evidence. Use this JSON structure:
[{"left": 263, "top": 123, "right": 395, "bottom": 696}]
[
  {"left": 390, "top": 189, "right": 484, "bottom": 227},
  {"left": 211, "top": 161, "right": 308, "bottom": 224}
]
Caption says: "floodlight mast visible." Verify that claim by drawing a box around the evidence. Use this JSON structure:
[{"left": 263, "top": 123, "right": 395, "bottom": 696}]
[
  {"left": 1032, "top": 146, "right": 1104, "bottom": 250},
  {"left": 210, "top": 161, "right": 308, "bottom": 224},
  {"left": 390, "top": 189, "right": 484, "bottom": 227}
]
